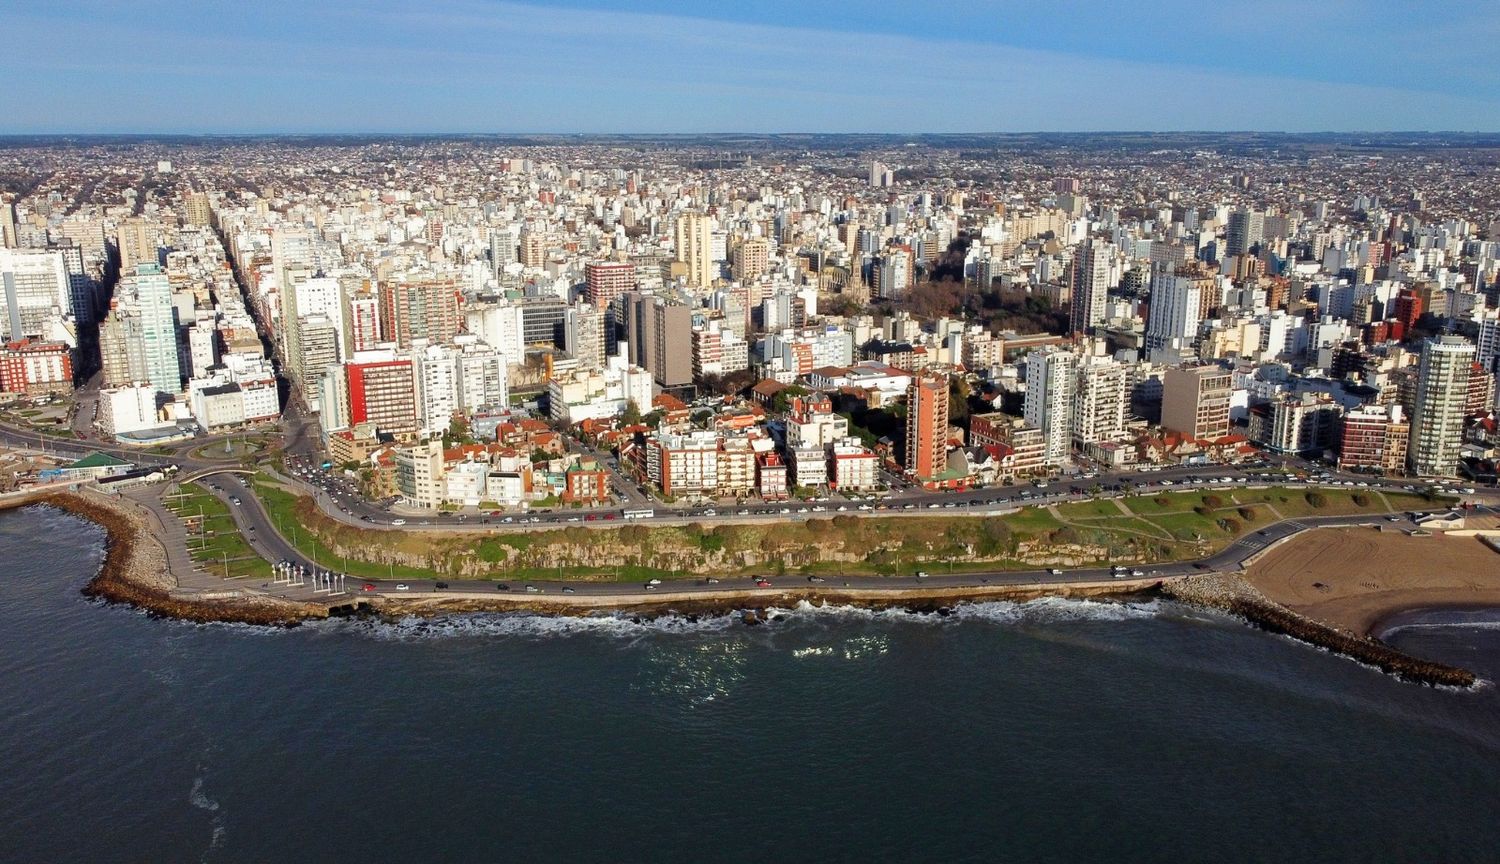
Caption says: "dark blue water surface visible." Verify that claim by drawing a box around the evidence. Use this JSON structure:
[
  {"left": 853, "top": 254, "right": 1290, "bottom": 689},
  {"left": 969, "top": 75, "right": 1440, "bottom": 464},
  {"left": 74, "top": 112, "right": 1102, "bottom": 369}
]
[{"left": 3, "top": 505, "right": 1499, "bottom": 863}]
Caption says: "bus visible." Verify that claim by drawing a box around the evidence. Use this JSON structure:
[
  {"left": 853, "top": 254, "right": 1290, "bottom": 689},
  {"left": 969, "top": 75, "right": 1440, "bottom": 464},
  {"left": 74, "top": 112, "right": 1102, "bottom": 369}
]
[{"left": 622, "top": 508, "right": 656, "bottom": 520}]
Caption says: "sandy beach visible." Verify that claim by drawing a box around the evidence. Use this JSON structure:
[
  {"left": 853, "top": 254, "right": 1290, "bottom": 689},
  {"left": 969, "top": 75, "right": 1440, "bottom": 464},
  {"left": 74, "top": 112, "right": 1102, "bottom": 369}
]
[{"left": 1244, "top": 527, "right": 1500, "bottom": 637}]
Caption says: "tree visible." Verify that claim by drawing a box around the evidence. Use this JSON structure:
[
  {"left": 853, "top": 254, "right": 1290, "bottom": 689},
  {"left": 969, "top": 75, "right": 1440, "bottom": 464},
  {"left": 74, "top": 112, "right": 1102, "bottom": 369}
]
[
  {"left": 771, "top": 385, "right": 810, "bottom": 415},
  {"left": 446, "top": 414, "right": 472, "bottom": 444},
  {"left": 621, "top": 399, "right": 642, "bottom": 426},
  {"left": 949, "top": 377, "right": 972, "bottom": 428}
]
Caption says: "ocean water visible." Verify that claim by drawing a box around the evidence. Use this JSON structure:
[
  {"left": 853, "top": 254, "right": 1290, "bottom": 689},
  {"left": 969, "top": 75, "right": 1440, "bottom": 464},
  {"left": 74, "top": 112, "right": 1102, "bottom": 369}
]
[{"left": 3, "top": 505, "right": 1500, "bottom": 863}]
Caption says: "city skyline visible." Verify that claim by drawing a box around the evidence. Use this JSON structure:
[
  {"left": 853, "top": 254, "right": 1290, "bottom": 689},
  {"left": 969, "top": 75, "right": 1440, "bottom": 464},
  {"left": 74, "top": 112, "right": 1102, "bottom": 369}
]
[{"left": 3, "top": 0, "right": 1500, "bottom": 134}]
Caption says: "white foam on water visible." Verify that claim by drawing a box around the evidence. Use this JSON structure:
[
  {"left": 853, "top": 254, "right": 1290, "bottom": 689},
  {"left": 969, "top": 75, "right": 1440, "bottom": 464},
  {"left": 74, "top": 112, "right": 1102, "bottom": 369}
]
[
  {"left": 1381, "top": 620, "right": 1500, "bottom": 637},
  {"left": 189, "top": 773, "right": 226, "bottom": 857},
  {"left": 343, "top": 609, "right": 744, "bottom": 641},
  {"left": 311, "top": 596, "right": 1164, "bottom": 642}
]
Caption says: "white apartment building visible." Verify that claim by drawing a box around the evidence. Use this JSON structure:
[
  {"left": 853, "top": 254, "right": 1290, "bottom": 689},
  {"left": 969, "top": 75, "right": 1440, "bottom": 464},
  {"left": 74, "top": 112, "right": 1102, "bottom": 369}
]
[
  {"left": 1024, "top": 347, "right": 1077, "bottom": 466},
  {"left": 1408, "top": 335, "right": 1475, "bottom": 476},
  {"left": 396, "top": 438, "right": 446, "bottom": 510}
]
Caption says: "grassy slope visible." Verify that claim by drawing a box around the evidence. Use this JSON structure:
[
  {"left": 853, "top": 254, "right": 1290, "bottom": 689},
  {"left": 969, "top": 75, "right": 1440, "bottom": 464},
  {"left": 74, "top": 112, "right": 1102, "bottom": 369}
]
[{"left": 240, "top": 475, "right": 1443, "bottom": 582}]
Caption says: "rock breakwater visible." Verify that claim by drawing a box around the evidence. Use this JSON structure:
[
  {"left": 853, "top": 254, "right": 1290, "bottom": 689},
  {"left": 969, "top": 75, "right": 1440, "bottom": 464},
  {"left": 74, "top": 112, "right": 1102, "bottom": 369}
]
[{"left": 1162, "top": 573, "right": 1477, "bottom": 687}]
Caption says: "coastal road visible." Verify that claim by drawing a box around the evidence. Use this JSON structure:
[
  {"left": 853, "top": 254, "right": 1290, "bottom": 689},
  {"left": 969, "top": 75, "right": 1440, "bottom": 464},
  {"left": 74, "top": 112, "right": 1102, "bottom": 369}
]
[
  {"left": 5, "top": 413, "right": 1495, "bottom": 536},
  {"left": 192, "top": 461, "right": 1494, "bottom": 603}
]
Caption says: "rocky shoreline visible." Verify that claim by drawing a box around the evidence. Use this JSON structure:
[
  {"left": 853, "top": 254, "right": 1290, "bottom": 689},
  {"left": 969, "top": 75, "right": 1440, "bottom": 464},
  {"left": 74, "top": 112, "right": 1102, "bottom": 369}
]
[
  {"left": 3, "top": 492, "right": 329, "bottom": 627},
  {"left": 1161, "top": 573, "right": 1478, "bottom": 688},
  {"left": 1, "top": 491, "right": 1484, "bottom": 687}
]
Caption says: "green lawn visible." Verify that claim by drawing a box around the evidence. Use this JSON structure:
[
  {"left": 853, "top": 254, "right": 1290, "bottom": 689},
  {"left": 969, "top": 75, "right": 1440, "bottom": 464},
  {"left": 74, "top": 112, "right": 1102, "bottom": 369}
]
[
  {"left": 1054, "top": 497, "right": 1125, "bottom": 519},
  {"left": 231, "top": 481, "right": 1453, "bottom": 583},
  {"left": 252, "top": 477, "right": 440, "bottom": 580},
  {"left": 1000, "top": 506, "right": 1064, "bottom": 534},
  {"left": 163, "top": 483, "right": 271, "bottom": 579}
]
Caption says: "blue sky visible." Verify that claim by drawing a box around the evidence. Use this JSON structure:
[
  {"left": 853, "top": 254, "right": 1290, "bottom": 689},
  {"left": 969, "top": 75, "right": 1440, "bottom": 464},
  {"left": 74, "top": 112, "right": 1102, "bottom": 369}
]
[{"left": 2, "top": 0, "right": 1498, "bottom": 133}]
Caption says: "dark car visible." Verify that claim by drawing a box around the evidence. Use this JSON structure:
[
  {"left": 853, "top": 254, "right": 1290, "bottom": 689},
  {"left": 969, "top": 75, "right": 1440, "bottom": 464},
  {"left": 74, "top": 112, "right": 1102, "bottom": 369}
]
[
  {"left": 435, "top": 581, "right": 450, "bottom": 590},
  {"left": 495, "top": 583, "right": 510, "bottom": 591}
]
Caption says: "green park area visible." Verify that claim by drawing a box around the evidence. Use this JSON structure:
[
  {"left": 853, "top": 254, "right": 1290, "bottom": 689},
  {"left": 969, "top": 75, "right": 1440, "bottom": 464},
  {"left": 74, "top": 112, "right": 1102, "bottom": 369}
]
[
  {"left": 237, "top": 472, "right": 1442, "bottom": 583},
  {"left": 162, "top": 482, "right": 272, "bottom": 580}
]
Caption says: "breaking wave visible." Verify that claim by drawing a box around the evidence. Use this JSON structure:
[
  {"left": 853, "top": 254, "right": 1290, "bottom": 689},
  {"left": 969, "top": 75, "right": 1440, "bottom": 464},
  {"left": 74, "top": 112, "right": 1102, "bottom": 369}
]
[{"left": 312, "top": 596, "right": 1166, "bottom": 641}]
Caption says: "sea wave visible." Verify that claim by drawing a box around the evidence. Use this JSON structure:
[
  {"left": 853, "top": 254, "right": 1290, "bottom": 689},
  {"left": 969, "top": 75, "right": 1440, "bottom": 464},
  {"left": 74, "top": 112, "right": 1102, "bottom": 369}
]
[
  {"left": 189, "top": 773, "right": 227, "bottom": 857},
  {"left": 314, "top": 596, "right": 1165, "bottom": 641}
]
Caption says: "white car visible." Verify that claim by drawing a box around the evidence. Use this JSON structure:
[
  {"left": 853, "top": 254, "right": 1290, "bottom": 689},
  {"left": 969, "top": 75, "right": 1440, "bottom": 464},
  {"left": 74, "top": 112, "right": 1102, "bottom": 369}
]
[
  {"left": 395, "top": 583, "right": 410, "bottom": 591},
  {"left": 391, "top": 518, "right": 407, "bottom": 526}
]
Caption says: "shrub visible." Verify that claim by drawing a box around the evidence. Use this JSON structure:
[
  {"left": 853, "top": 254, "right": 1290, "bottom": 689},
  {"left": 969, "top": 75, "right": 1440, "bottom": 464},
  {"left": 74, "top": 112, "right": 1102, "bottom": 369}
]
[
  {"left": 1218, "top": 518, "right": 1242, "bottom": 534},
  {"left": 1237, "top": 506, "right": 1257, "bottom": 521},
  {"left": 1154, "top": 496, "right": 1170, "bottom": 507},
  {"left": 1193, "top": 505, "right": 1210, "bottom": 516},
  {"left": 1351, "top": 493, "right": 1369, "bottom": 507},
  {"left": 1201, "top": 494, "right": 1225, "bottom": 508},
  {"left": 1305, "top": 492, "right": 1328, "bottom": 509}
]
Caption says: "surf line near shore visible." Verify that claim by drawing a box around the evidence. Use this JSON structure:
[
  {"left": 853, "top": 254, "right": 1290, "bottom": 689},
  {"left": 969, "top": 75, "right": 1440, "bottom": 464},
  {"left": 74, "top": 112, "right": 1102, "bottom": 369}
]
[{"left": 3, "top": 489, "right": 1481, "bottom": 688}]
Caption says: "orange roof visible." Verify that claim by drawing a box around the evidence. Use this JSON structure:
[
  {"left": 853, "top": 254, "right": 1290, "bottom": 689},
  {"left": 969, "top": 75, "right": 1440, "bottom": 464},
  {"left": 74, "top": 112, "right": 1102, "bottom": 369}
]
[{"left": 653, "top": 392, "right": 689, "bottom": 412}]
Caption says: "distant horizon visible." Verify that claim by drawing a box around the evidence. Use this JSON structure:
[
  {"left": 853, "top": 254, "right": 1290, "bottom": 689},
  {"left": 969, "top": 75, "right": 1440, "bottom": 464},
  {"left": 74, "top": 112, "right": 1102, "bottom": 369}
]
[
  {"left": 4, "top": 130, "right": 1500, "bottom": 139},
  {"left": 3, "top": 1, "right": 1498, "bottom": 134}
]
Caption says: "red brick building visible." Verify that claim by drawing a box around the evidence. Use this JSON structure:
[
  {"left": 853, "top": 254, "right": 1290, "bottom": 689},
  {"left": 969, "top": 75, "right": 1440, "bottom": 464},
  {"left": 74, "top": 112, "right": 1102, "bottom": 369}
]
[{"left": 0, "top": 339, "right": 73, "bottom": 396}]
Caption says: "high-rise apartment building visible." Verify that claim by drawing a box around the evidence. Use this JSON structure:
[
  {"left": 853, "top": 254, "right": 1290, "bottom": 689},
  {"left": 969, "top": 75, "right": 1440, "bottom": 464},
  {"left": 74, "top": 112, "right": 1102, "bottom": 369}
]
[
  {"left": 1024, "top": 347, "right": 1077, "bottom": 465},
  {"left": 379, "top": 277, "right": 461, "bottom": 348},
  {"left": 1339, "top": 404, "right": 1408, "bottom": 473},
  {"left": 348, "top": 292, "right": 381, "bottom": 353},
  {"left": 116, "top": 217, "right": 158, "bottom": 271},
  {"left": 1225, "top": 209, "right": 1264, "bottom": 260},
  {"left": 488, "top": 226, "right": 519, "bottom": 277},
  {"left": 1161, "top": 364, "right": 1232, "bottom": 441},
  {"left": 519, "top": 230, "right": 546, "bottom": 270},
  {"left": 415, "top": 344, "right": 460, "bottom": 440},
  {"left": 298, "top": 316, "right": 341, "bottom": 413},
  {"left": 1072, "top": 357, "right": 1131, "bottom": 448},
  {"left": 1069, "top": 239, "right": 1112, "bottom": 334},
  {"left": 905, "top": 374, "right": 949, "bottom": 481},
  {"left": 877, "top": 248, "right": 911, "bottom": 301},
  {"left": 183, "top": 192, "right": 212, "bottom": 228},
  {"left": 584, "top": 260, "right": 636, "bottom": 310},
  {"left": 1407, "top": 336, "right": 1474, "bottom": 476},
  {"left": 117, "top": 263, "right": 182, "bottom": 394},
  {"left": 731, "top": 238, "right": 769, "bottom": 283},
  {"left": 623, "top": 293, "right": 691, "bottom": 389},
  {"left": 0, "top": 248, "right": 70, "bottom": 340},
  {"left": 691, "top": 320, "right": 749, "bottom": 379},
  {"left": 1145, "top": 269, "right": 1203, "bottom": 363},
  {"left": 673, "top": 211, "right": 715, "bottom": 289},
  {"left": 564, "top": 304, "right": 607, "bottom": 370},
  {"left": 346, "top": 359, "right": 418, "bottom": 440}
]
